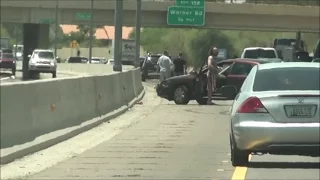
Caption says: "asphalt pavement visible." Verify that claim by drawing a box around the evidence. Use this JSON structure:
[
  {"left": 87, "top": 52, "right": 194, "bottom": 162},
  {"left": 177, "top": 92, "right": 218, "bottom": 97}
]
[
  {"left": 1, "top": 80, "right": 319, "bottom": 180},
  {"left": 0, "top": 70, "right": 73, "bottom": 85}
]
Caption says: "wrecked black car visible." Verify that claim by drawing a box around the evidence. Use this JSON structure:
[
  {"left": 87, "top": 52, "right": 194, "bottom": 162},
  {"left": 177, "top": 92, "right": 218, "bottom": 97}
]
[{"left": 156, "top": 58, "right": 271, "bottom": 105}]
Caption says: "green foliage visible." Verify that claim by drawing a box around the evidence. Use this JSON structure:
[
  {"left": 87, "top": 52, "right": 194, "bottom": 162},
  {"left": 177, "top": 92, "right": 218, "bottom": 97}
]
[{"left": 136, "top": 27, "right": 319, "bottom": 67}]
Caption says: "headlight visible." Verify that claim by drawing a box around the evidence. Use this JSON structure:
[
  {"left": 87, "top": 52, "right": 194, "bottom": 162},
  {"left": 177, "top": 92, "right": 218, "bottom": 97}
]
[
  {"left": 50, "top": 62, "right": 55, "bottom": 66},
  {"left": 161, "top": 81, "right": 169, "bottom": 87}
]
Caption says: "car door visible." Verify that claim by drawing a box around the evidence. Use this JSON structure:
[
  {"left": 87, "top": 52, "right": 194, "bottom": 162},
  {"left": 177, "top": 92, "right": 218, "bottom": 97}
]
[
  {"left": 216, "top": 61, "right": 234, "bottom": 88},
  {"left": 226, "top": 62, "right": 254, "bottom": 92}
]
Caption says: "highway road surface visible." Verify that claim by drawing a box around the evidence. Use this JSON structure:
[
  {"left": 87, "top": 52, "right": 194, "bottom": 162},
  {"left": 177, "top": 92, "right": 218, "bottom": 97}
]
[
  {"left": 1, "top": 80, "right": 319, "bottom": 180},
  {"left": 0, "top": 71, "right": 74, "bottom": 85}
]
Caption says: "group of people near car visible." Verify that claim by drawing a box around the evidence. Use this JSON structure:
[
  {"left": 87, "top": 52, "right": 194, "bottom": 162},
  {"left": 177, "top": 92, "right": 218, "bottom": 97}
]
[
  {"left": 145, "top": 46, "right": 221, "bottom": 105},
  {"left": 157, "top": 51, "right": 187, "bottom": 82}
]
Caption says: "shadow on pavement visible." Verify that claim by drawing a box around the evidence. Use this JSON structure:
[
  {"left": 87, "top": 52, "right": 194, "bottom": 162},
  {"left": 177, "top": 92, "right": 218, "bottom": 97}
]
[
  {"left": 0, "top": 72, "right": 12, "bottom": 77},
  {"left": 247, "top": 161, "right": 320, "bottom": 169}
]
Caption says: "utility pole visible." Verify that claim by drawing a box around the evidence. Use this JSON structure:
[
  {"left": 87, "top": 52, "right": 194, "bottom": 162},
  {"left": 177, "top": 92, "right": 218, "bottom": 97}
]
[
  {"left": 134, "top": 0, "right": 141, "bottom": 68},
  {"left": 113, "top": 0, "right": 123, "bottom": 72},
  {"left": 54, "top": 0, "right": 59, "bottom": 58},
  {"left": 88, "top": 0, "right": 94, "bottom": 63}
]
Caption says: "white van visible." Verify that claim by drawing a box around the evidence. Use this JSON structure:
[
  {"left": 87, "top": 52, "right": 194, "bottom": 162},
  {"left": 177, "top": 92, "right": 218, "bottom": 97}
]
[{"left": 240, "top": 47, "right": 278, "bottom": 59}]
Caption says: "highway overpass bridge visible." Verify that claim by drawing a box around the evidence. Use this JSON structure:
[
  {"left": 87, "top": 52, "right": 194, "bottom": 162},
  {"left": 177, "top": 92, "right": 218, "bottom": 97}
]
[{"left": 1, "top": 0, "right": 319, "bottom": 32}]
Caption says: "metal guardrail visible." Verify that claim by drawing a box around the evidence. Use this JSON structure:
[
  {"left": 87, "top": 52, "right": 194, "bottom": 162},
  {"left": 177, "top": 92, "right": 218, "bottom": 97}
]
[{"left": 143, "top": 0, "right": 319, "bottom": 6}]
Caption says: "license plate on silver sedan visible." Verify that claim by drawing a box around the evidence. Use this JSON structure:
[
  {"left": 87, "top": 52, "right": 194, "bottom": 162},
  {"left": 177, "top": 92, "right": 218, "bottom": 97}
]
[{"left": 284, "top": 105, "right": 316, "bottom": 118}]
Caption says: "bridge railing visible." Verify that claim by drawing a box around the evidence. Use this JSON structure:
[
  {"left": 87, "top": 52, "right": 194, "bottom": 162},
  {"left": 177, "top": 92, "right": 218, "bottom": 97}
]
[{"left": 144, "top": 0, "right": 319, "bottom": 6}]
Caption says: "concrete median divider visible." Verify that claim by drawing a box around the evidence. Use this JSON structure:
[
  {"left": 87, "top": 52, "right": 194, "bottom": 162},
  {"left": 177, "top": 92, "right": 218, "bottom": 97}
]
[
  {"left": 0, "top": 68, "right": 145, "bottom": 164},
  {"left": 15, "top": 61, "right": 134, "bottom": 75}
]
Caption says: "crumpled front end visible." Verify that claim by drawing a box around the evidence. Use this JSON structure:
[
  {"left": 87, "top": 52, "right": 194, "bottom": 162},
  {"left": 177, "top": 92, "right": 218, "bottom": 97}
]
[{"left": 155, "top": 81, "right": 172, "bottom": 100}]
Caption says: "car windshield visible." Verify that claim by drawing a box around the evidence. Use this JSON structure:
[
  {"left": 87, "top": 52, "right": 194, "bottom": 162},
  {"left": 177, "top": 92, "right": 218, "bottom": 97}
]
[
  {"left": 276, "top": 39, "right": 296, "bottom": 46},
  {"left": 244, "top": 49, "right": 276, "bottom": 59},
  {"left": 150, "top": 55, "right": 161, "bottom": 64},
  {"left": 253, "top": 67, "right": 319, "bottom": 91},
  {"left": 2, "top": 53, "right": 14, "bottom": 58},
  {"left": 38, "top": 51, "right": 54, "bottom": 59}
]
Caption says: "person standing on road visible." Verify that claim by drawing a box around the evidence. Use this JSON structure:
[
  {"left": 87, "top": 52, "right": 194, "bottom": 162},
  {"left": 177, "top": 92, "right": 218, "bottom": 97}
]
[
  {"left": 207, "top": 47, "right": 219, "bottom": 105},
  {"left": 157, "top": 50, "right": 172, "bottom": 82},
  {"left": 173, "top": 52, "right": 187, "bottom": 76}
]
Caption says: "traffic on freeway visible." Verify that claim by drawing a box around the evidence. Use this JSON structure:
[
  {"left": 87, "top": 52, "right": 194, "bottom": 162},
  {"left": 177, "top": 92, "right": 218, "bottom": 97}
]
[
  {"left": 1, "top": 28, "right": 319, "bottom": 180},
  {"left": 2, "top": 61, "right": 320, "bottom": 180},
  {"left": 0, "top": 70, "right": 73, "bottom": 84}
]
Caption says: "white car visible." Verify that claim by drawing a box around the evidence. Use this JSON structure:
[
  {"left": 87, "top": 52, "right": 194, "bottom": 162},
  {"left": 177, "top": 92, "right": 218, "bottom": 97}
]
[
  {"left": 241, "top": 47, "right": 279, "bottom": 59},
  {"left": 230, "top": 62, "right": 319, "bottom": 167},
  {"left": 28, "top": 49, "right": 57, "bottom": 78}
]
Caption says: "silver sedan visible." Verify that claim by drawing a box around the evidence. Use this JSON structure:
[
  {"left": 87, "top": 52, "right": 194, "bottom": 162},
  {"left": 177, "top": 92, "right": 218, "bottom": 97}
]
[{"left": 229, "top": 62, "right": 320, "bottom": 167}]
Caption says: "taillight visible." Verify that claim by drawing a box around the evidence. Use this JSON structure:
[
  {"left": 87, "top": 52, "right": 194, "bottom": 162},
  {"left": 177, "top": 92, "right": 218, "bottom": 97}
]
[{"left": 237, "top": 96, "right": 268, "bottom": 113}]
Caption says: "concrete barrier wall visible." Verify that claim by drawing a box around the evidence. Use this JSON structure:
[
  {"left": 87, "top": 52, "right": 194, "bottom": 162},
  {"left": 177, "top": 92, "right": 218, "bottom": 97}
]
[
  {"left": 15, "top": 61, "right": 135, "bottom": 75},
  {"left": 0, "top": 68, "right": 143, "bottom": 149}
]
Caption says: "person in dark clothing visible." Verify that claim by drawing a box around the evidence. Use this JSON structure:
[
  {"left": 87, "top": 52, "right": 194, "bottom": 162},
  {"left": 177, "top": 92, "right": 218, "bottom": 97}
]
[
  {"left": 173, "top": 52, "right": 187, "bottom": 76},
  {"left": 77, "top": 50, "right": 81, "bottom": 57}
]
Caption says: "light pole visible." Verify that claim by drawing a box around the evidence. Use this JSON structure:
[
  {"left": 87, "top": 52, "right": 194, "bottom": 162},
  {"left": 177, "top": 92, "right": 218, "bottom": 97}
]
[
  {"left": 88, "top": 0, "right": 94, "bottom": 63},
  {"left": 113, "top": 0, "right": 123, "bottom": 72},
  {"left": 54, "top": 0, "right": 58, "bottom": 58},
  {"left": 134, "top": 0, "right": 141, "bottom": 68}
]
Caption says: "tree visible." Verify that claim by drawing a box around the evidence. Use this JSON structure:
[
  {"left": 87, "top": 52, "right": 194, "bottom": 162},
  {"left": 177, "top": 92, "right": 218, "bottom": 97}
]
[{"left": 185, "top": 29, "right": 236, "bottom": 67}]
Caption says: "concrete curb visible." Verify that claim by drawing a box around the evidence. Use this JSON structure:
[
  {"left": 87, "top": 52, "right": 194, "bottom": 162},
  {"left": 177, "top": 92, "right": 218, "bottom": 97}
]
[{"left": 0, "top": 86, "right": 146, "bottom": 165}]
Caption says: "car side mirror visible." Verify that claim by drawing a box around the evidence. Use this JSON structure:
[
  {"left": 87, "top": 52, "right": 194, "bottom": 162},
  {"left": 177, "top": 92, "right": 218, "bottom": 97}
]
[{"left": 28, "top": 55, "right": 31, "bottom": 58}]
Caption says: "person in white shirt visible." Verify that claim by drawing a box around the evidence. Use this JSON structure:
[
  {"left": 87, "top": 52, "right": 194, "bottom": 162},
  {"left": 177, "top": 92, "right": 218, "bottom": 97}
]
[{"left": 157, "top": 51, "right": 173, "bottom": 82}]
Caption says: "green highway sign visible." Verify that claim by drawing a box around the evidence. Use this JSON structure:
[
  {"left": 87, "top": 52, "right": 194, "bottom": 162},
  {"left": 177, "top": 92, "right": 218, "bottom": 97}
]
[
  {"left": 39, "top": 19, "right": 56, "bottom": 24},
  {"left": 167, "top": 6, "right": 205, "bottom": 26},
  {"left": 76, "top": 13, "right": 91, "bottom": 20},
  {"left": 176, "top": 0, "right": 205, "bottom": 7}
]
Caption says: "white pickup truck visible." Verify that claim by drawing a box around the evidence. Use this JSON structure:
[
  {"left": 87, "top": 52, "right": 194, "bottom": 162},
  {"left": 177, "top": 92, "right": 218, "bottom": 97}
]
[{"left": 240, "top": 47, "right": 279, "bottom": 59}]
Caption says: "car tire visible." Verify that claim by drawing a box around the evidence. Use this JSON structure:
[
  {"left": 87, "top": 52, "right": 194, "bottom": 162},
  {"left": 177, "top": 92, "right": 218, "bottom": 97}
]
[
  {"left": 29, "top": 71, "right": 34, "bottom": 78},
  {"left": 12, "top": 68, "right": 16, "bottom": 76},
  {"left": 141, "top": 74, "right": 146, "bottom": 82},
  {"left": 196, "top": 97, "right": 207, "bottom": 105},
  {"left": 230, "top": 136, "right": 249, "bottom": 167},
  {"left": 173, "top": 85, "right": 189, "bottom": 105},
  {"left": 52, "top": 71, "right": 57, "bottom": 78},
  {"left": 225, "top": 86, "right": 237, "bottom": 100}
]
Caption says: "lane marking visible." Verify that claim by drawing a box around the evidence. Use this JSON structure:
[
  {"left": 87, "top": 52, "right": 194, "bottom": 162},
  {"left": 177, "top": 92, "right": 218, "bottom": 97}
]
[{"left": 231, "top": 154, "right": 252, "bottom": 180}]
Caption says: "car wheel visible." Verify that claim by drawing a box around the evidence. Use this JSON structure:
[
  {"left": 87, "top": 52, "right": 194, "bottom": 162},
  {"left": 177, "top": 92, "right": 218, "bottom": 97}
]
[
  {"left": 196, "top": 97, "right": 207, "bottom": 105},
  {"left": 52, "top": 72, "right": 57, "bottom": 78},
  {"left": 12, "top": 69, "right": 16, "bottom": 76},
  {"left": 224, "top": 86, "right": 237, "bottom": 100},
  {"left": 173, "top": 85, "right": 189, "bottom": 105},
  {"left": 230, "top": 136, "right": 249, "bottom": 167},
  {"left": 141, "top": 74, "right": 146, "bottom": 82}
]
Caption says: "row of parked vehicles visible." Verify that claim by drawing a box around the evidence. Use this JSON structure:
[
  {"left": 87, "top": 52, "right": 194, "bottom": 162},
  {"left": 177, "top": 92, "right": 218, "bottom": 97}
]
[{"left": 156, "top": 40, "right": 320, "bottom": 105}]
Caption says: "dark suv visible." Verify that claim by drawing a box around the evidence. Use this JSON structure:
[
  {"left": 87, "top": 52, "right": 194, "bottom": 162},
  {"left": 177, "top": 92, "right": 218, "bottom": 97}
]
[{"left": 0, "top": 51, "right": 16, "bottom": 76}]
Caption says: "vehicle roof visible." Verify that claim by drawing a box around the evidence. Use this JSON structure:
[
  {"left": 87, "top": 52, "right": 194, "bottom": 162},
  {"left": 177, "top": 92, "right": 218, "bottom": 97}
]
[
  {"left": 243, "top": 47, "right": 275, "bottom": 50},
  {"left": 257, "top": 62, "right": 319, "bottom": 70},
  {"left": 219, "top": 58, "right": 269, "bottom": 64},
  {"left": 34, "top": 49, "right": 53, "bottom": 52}
]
